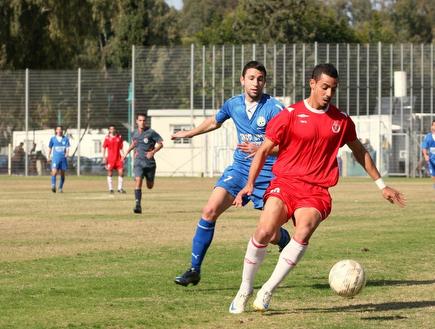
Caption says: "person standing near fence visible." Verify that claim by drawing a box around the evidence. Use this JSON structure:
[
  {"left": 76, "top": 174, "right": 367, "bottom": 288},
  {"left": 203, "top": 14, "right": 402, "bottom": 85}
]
[
  {"left": 228, "top": 63, "right": 406, "bottom": 314},
  {"left": 171, "top": 61, "right": 290, "bottom": 287},
  {"left": 48, "top": 126, "right": 70, "bottom": 193},
  {"left": 123, "top": 113, "right": 163, "bottom": 214},
  {"left": 421, "top": 119, "right": 435, "bottom": 189},
  {"left": 103, "top": 125, "right": 126, "bottom": 194}
]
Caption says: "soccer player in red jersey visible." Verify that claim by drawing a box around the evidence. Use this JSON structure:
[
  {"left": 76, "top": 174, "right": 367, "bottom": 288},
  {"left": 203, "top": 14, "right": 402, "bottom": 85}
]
[
  {"left": 228, "top": 63, "right": 406, "bottom": 314},
  {"left": 102, "top": 125, "right": 126, "bottom": 194}
]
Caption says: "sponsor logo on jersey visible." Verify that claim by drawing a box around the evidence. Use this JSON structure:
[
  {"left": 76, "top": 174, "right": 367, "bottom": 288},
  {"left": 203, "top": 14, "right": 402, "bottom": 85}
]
[
  {"left": 332, "top": 121, "right": 341, "bottom": 133},
  {"left": 300, "top": 120, "right": 308, "bottom": 124},
  {"left": 297, "top": 113, "right": 309, "bottom": 118},
  {"left": 144, "top": 137, "right": 149, "bottom": 143},
  {"left": 257, "top": 116, "right": 266, "bottom": 127}
]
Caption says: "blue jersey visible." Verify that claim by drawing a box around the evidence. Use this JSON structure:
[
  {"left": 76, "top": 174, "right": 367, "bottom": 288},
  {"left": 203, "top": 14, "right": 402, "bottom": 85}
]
[
  {"left": 215, "top": 93, "right": 283, "bottom": 175},
  {"left": 49, "top": 136, "right": 70, "bottom": 161},
  {"left": 421, "top": 132, "right": 435, "bottom": 162}
]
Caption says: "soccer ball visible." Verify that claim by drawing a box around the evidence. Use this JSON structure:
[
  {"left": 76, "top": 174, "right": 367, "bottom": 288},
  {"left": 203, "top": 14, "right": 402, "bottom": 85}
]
[{"left": 328, "top": 259, "right": 366, "bottom": 297}]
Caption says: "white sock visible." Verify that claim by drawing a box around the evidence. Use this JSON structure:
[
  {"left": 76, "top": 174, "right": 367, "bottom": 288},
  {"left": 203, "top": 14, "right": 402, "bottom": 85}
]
[
  {"left": 239, "top": 238, "right": 268, "bottom": 294},
  {"left": 262, "top": 239, "right": 307, "bottom": 292},
  {"left": 118, "top": 176, "right": 123, "bottom": 190},
  {"left": 107, "top": 176, "right": 113, "bottom": 190}
]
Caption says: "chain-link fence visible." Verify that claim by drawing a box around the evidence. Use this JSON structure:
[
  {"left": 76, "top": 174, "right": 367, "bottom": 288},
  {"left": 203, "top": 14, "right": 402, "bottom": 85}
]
[{"left": 1, "top": 43, "right": 434, "bottom": 177}]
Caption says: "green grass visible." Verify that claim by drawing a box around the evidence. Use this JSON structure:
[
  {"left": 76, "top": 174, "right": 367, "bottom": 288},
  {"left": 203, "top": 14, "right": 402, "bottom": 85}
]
[{"left": 0, "top": 176, "right": 434, "bottom": 328}]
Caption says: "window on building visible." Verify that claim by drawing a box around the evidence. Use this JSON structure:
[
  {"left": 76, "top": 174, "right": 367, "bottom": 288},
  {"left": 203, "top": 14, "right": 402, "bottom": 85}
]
[
  {"left": 94, "top": 140, "right": 102, "bottom": 153},
  {"left": 172, "top": 125, "right": 192, "bottom": 145}
]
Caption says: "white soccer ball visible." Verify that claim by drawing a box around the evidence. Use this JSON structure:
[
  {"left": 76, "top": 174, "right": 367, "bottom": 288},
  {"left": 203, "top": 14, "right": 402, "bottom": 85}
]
[{"left": 328, "top": 259, "right": 366, "bottom": 297}]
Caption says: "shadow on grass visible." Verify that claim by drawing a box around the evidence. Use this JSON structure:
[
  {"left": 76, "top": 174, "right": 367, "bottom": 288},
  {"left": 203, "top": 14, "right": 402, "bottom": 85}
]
[
  {"left": 265, "top": 300, "right": 435, "bottom": 316},
  {"left": 311, "top": 279, "right": 435, "bottom": 290}
]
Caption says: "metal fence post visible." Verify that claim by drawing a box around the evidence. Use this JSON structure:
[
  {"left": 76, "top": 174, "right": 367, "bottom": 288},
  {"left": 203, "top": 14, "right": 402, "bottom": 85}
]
[
  {"left": 25, "top": 68, "right": 29, "bottom": 177},
  {"left": 130, "top": 45, "right": 136, "bottom": 177},
  {"left": 377, "top": 42, "right": 382, "bottom": 171},
  {"left": 77, "top": 68, "right": 81, "bottom": 176}
]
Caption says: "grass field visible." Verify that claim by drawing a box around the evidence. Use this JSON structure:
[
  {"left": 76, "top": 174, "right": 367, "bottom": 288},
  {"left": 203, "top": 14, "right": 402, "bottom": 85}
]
[{"left": 0, "top": 175, "right": 434, "bottom": 329}]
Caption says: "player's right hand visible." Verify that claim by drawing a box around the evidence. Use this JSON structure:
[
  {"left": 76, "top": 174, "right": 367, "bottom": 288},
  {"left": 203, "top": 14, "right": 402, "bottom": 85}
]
[
  {"left": 171, "top": 131, "right": 190, "bottom": 140},
  {"left": 233, "top": 184, "right": 254, "bottom": 208}
]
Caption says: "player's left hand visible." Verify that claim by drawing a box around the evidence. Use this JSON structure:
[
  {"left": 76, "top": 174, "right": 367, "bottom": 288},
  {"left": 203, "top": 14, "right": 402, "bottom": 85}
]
[
  {"left": 233, "top": 184, "right": 253, "bottom": 208},
  {"left": 237, "top": 142, "right": 259, "bottom": 159},
  {"left": 146, "top": 151, "right": 154, "bottom": 159},
  {"left": 381, "top": 186, "right": 406, "bottom": 207}
]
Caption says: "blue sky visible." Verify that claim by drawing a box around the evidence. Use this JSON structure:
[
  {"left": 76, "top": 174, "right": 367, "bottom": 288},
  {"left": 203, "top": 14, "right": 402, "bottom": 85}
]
[{"left": 165, "top": 0, "right": 183, "bottom": 10}]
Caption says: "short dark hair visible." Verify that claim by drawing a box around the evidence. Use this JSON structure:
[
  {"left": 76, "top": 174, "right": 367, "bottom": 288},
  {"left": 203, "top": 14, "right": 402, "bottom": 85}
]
[
  {"left": 55, "top": 125, "right": 64, "bottom": 131},
  {"left": 242, "top": 61, "right": 267, "bottom": 78},
  {"left": 312, "top": 63, "right": 339, "bottom": 81},
  {"left": 136, "top": 113, "right": 147, "bottom": 119},
  {"left": 108, "top": 124, "right": 116, "bottom": 129}
]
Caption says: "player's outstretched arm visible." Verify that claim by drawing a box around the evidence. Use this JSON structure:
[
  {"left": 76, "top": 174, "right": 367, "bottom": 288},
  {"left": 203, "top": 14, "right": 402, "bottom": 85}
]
[
  {"left": 237, "top": 142, "right": 279, "bottom": 158},
  {"left": 233, "top": 138, "right": 276, "bottom": 207},
  {"left": 347, "top": 139, "right": 406, "bottom": 208},
  {"left": 171, "top": 117, "right": 222, "bottom": 140},
  {"left": 123, "top": 139, "right": 137, "bottom": 159}
]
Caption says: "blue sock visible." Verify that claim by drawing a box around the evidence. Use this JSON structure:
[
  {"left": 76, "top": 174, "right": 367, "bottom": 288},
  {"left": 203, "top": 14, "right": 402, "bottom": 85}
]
[
  {"left": 59, "top": 176, "right": 65, "bottom": 189},
  {"left": 134, "top": 189, "right": 142, "bottom": 205},
  {"left": 51, "top": 175, "right": 56, "bottom": 187},
  {"left": 191, "top": 218, "right": 216, "bottom": 272},
  {"left": 278, "top": 227, "right": 291, "bottom": 250}
]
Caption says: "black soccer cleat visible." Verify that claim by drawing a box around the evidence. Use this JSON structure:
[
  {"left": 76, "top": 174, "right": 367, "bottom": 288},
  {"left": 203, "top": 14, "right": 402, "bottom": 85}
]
[
  {"left": 51, "top": 186, "right": 56, "bottom": 193},
  {"left": 109, "top": 190, "right": 114, "bottom": 194},
  {"left": 118, "top": 189, "right": 126, "bottom": 194},
  {"left": 174, "top": 268, "right": 201, "bottom": 287},
  {"left": 133, "top": 204, "right": 142, "bottom": 214}
]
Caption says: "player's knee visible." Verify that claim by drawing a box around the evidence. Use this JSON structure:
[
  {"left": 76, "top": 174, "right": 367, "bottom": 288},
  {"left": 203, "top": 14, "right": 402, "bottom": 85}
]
[
  {"left": 254, "top": 226, "right": 275, "bottom": 244},
  {"left": 201, "top": 205, "right": 218, "bottom": 221},
  {"left": 146, "top": 181, "right": 154, "bottom": 189}
]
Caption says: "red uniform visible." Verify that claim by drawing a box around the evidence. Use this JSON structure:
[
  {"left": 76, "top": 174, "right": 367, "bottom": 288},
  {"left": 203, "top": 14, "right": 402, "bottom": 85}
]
[
  {"left": 103, "top": 134, "right": 124, "bottom": 170},
  {"left": 264, "top": 100, "right": 357, "bottom": 221}
]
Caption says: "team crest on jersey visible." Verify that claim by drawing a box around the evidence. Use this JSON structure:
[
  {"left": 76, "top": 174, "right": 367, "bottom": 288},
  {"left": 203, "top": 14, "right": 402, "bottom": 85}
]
[
  {"left": 257, "top": 116, "right": 266, "bottom": 127},
  {"left": 332, "top": 121, "right": 341, "bottom": 133},
  {"left": 144, "top": 137, "right": 149, "bottom": 143}
]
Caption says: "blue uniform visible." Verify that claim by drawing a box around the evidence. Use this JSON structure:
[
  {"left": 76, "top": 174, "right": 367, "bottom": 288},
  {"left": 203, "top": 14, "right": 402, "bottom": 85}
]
[
  {"left": 215, "top": 93, "right": 283, "bottom": 209},
  {"left": 421, "top": 132, "right": 435, "bottom": 176},
  {"left": 49, "top": 136, "right": 70, "bottom": 171}
]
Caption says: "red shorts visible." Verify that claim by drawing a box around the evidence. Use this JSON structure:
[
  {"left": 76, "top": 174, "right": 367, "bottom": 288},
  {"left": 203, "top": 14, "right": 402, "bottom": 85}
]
[
  {"left": 106, "top": 158, "right": 124, "bottom": 171},
  {"left": 264, "top": 178, "right": 332, "bottom": 224}
]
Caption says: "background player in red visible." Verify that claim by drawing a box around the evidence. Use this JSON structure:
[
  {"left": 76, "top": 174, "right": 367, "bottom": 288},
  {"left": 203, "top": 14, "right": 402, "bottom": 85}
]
[
  {"left": 102, "top": 124, "right": 126, "bottom": 194},
  {"left": 229, "top": 63, "right": 406, "bottom": 314}
]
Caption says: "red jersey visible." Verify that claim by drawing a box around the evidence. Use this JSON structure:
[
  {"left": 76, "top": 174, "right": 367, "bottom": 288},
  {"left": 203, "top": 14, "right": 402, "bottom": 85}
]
[
  {"left": 103, "top": 134, "right": 123, "bottom": 163},
  {"left": 266, "top": 100, "right": 357, "bottom": 188}
]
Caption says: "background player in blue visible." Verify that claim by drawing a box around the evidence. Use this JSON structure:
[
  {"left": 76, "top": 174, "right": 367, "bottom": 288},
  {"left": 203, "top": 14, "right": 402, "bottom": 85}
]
[
  {"left": 421, "top": 119, "right": 435, "bottom": 189},
  {"left": 47, "top": 126, "right": 70, "bottom": 193},
  {"left": 171, "top": 61, "right": 290, "bottom": 287},
  {"left": 123, "top": 113, "right": 163, "bottom": 214}
]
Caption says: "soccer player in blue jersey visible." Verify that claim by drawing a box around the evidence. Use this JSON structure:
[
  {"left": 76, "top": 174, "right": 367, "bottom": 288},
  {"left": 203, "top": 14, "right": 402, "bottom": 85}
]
[
  {"left": 422, "top": 119, "right": 435, "bottom": 189},
  {"left": 172, "top": 61, "right": 290, "bottom": 287},
  {"left": 47, "top": 126, "right": 70, "bottom": 193},
  {"left": 123, "top": 113, "right": 164, "bottom": 214}
]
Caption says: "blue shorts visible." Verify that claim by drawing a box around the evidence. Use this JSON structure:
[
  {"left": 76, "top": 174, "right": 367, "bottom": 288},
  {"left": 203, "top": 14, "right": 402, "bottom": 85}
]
[
  {"left": 428, "top": 158, "right": 435, "bottom": 177},
  {"left": 215, "top": 165, "right": 273, "bottom": 209},
  {"left": 51, "top": 157, "right": 68, "bottom": 171}
]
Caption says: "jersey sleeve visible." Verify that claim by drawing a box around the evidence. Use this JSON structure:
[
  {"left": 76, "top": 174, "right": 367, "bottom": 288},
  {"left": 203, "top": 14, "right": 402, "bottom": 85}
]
[
  {"left": 215, "top": 100, "right": 231, "bottom": 124},
  {"left": 267, "top": 99, "right": 284, "bottom": 121},
  {"left": 65, "top": 137, "right": 70, "bottom": 148},
  {"left": 48, "top": 137, "right": 53, "bottom": 148},
  {"left": 151, "top": 130, "right": 163, "bottom": 143},
  {"left": 341, "top": 116, "right": 357, "bottom": 146},
  {"left": 265, "top": 110, "right": 290, "bottom": 145},
  {"left": 103, "top": 137, "right": 108, "bottom": 148},
  {"left": 421, "top": 134, "right": 429, "bottom": 149}
]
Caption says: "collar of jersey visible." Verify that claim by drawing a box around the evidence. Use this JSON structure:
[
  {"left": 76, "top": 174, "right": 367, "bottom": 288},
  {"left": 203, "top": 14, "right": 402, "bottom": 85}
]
[{"left": 303, "top": 99, "right": 330, "bottom": 114}]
